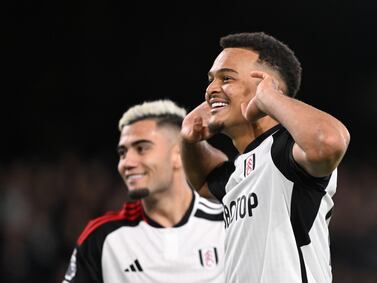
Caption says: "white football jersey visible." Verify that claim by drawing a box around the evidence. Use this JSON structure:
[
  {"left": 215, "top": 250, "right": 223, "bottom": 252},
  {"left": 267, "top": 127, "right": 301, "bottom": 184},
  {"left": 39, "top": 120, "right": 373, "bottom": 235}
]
[
  {"left": 208, "top": 125, "right": 336, "bottom": 283},
  {"left": 63, "top": 191, "right": 225, "bottom": 283}
]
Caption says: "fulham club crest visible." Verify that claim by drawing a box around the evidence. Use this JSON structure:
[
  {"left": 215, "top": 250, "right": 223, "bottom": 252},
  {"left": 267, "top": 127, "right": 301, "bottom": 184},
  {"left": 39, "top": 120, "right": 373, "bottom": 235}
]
[
  {"left": 198, "top": 247, "right": 219, "bottom": 269},
  {"left": 244, "top": 153, "right": 256, "bottom": 177}
]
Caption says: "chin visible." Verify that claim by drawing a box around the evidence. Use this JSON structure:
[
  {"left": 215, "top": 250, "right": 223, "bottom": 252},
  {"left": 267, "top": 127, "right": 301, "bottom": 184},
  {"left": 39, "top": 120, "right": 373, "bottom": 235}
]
[
  {"left": 208, "top": 120, "right": 225, "bottom": 135},
  {"left": 127, "top": 188, "right": 150, "bottom": 200}
]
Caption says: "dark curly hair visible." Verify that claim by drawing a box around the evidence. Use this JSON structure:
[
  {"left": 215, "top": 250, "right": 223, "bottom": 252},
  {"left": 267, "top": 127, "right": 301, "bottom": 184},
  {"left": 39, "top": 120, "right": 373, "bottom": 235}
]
[{"left": 220, "top": 32, "right": 302, "bottom": 98}]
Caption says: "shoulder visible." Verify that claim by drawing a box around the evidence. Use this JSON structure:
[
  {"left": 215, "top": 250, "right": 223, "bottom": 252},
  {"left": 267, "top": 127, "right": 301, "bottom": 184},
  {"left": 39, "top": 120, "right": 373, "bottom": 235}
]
[
  {"left": 206, "top": 161, "right": 235, "bottom": 202},
  {"left": 194, "top": 194, "right": 223, "bottom": 222},
  {"left": 270, "top": 126, "right": 333, "bottom": 188},
  {"left": 77, "top": 201, "right": 145, "bottom": 246}
]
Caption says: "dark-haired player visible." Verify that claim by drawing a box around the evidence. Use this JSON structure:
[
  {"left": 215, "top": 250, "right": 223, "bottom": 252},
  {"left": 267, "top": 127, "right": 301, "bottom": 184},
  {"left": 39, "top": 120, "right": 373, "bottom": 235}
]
[{"left": 181, "top": 32, "right": 350, "bottom": 282}]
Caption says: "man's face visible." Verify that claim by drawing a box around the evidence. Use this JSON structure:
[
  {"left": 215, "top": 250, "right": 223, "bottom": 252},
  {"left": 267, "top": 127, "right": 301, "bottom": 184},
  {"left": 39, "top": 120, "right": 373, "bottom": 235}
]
[
  {"left": 205, "top": 48, "right": 261, "bottom": 135},
  {"left": 117, "top": 119, "right": 178, "bottom": 198}
]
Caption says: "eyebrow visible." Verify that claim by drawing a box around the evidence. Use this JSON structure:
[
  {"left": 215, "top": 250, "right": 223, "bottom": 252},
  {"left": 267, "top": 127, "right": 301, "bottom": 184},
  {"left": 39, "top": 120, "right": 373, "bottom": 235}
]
[
  {"left": 208, "top": 68, "right": 238, "bottom": 77},
  {"left": 117, "top": 139, "right": 153, "bottom": 152}
]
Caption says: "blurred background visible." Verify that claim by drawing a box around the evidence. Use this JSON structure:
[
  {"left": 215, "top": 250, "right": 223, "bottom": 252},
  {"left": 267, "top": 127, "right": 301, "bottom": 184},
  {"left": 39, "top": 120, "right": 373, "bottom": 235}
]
[{"left": 2, "top": 1, "right": 377, "bottom": 282}]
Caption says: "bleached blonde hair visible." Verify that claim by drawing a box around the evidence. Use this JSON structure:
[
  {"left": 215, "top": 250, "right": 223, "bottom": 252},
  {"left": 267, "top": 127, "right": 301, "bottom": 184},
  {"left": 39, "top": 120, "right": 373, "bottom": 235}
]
[{"left": 118, "top": 99, "right": 187, "bottom": 131}]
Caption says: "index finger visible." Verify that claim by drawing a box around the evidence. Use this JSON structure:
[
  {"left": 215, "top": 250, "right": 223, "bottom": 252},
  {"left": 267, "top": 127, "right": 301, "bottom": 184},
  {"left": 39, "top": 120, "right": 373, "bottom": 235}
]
[{"left": 250, "top": 70, "right": 268, "bottom": 79}]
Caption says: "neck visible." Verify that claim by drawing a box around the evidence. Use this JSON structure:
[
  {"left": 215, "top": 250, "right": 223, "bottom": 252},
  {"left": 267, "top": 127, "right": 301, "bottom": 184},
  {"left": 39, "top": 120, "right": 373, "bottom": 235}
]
[
  {"left": 229, "top": 117, "right": 278, "bottom": 153},
  {"left": 142, "top": 173, "right": 193, "bottom": 228}
]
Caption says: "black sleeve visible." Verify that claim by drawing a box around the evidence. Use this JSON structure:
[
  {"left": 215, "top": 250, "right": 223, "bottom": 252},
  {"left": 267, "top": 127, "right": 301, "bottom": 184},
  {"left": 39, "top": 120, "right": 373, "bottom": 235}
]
[
  {"left": 271, "top": 128, "right": 331, "bottom": 189},
  {"left": 63, "top": 236, "right": 103, "bottom": 283},
  {"left": 271, "top": 128, "right": 333, "bottom": 246},
  {"left": 206, "top": 161, "right": 235, "bottom": 202}
]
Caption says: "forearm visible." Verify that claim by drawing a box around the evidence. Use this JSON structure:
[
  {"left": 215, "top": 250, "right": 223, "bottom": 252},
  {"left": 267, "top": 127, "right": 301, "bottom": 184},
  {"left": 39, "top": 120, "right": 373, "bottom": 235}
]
[
  {"left": 181, "top": 139, "right": 228, "bottom": 190},
  {"left": 260, "top": 92, "right": 350, "bottom": 175}
]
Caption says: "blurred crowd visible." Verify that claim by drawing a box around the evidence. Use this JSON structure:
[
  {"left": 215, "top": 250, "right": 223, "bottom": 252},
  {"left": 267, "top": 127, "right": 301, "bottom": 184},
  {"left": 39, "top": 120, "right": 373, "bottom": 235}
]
[
  {"left": 0, "top": 153, "right": 125, "bottom": 283},
  {"left": 0, "top": 153, "right": 376, "bottom": 283}
]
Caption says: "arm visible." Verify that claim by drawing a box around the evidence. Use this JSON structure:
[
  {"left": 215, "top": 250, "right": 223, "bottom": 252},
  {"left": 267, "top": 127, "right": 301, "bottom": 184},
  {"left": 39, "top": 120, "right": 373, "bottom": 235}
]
[
  {"left": 181, "top": 102, "right": 228, "bottom": 190},
  {"left": 63, "top": 246, "right": 102, "bottom": 283},
  {"left": 244, "top": 71, "right": 350, "bottom": 177}
]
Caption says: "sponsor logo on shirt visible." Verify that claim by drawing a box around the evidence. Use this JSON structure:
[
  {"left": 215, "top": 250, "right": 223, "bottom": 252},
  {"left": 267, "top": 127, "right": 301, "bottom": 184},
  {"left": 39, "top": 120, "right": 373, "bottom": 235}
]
[
  {"left": 223, "top": 192, "right": 258, "bottom": 229},
  {"left": 198, "top": 247, "right": 219, "bottom": 269},
  {"left": 124, "top": 259, "right": 143, "bottom": 272}
]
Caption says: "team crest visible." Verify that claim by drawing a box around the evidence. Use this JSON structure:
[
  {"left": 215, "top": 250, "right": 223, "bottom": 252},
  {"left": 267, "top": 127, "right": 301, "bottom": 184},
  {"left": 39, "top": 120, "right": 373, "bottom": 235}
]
[
  {"left": 244, "top": 153, "right": 256, "bottom": 177},
  {"left": 198, "top": 247, "right": 218, "bottom": 269}
]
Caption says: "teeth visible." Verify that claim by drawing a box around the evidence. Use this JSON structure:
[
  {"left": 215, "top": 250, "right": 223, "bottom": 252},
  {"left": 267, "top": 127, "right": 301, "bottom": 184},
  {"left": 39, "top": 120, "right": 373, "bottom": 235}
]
[
  {"left": 211, "top": 102, "right": 227, "bottom": 108},
  {"left": 127, "top": 174, "right": 144, "bottom": 181}
]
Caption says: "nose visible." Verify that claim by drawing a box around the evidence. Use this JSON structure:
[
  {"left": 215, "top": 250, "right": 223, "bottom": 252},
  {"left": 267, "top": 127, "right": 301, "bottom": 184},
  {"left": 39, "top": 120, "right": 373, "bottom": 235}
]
[
  {"left": 205, "top": 80, "right": 221, "bottom": 101},
  {"left": 118, "top": 149, "right": 139, "bottom": 173}
]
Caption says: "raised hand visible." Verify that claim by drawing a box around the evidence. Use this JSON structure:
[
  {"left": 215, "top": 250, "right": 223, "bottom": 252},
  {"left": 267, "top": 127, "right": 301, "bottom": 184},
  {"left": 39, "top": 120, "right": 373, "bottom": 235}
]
[
  {"left": 181, "top": 101, "right": 214, "bottom": 142},
  {"left": 241, "top": 71, "right": 283, "bottom": 123}
]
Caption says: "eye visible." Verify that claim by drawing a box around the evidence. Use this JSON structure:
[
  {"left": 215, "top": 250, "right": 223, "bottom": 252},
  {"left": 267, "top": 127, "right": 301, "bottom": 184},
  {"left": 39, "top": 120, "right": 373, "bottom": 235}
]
[
  {"left": 136, "top": 145, "right": 145, "bottom": 154},
  {"left": 117, "top": 147, "right": 127, "bottom": 159},
  {"left": 223, "top": 76, "right": 233, "bottom": 82},
  {"left": 136, "top": 143, "right": 151, "bottom": 154}
]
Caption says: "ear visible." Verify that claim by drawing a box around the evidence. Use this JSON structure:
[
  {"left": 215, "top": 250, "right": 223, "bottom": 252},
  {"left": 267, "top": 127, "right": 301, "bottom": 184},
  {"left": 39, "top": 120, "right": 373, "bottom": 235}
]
[{"left": 171, "top": 143, "right": 182, "bottom": 169}]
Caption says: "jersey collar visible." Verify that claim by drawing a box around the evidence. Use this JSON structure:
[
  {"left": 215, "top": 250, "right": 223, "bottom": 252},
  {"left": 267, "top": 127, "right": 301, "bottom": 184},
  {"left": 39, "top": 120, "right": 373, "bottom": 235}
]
[
  {"left": 143, "top": 190, "right": 195, "bottom": 228},
  {"left": 242, "top": 124, "right": 283, "bottom": 154}
]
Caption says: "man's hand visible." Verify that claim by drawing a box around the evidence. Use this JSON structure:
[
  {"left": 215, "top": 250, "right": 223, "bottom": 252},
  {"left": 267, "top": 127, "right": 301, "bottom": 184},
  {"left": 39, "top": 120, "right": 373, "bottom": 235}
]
[
  {"left": 181, "top": 101, "right": 214, "bottom": 143},
  {"left": 180, "top": 101, "right": 228, "bottom": 191},
  {"left": 241, "top": 71, "right": 283, "bottom": 123}
]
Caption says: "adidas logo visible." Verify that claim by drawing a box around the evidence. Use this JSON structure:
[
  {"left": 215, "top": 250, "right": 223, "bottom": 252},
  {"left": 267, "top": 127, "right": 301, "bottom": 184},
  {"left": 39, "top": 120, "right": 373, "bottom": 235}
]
[{"left": 124, "top": 259, "right": 143, "bottom": 272}]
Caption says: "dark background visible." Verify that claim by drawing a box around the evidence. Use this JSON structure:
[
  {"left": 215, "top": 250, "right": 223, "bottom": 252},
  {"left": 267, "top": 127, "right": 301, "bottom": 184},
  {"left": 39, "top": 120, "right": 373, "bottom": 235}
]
[
  {"left": 2, "top": 1, "right": 377, "bottom": 282},
  {"left": 4, "top": 0, "right": 377, "bottom": 164}
]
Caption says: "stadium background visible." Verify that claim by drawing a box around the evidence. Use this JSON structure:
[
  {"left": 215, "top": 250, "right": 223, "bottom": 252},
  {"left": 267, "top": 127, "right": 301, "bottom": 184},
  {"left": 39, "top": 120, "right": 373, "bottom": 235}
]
[{"left": 2, "top": 1, "right": 377, "bottom": 282}]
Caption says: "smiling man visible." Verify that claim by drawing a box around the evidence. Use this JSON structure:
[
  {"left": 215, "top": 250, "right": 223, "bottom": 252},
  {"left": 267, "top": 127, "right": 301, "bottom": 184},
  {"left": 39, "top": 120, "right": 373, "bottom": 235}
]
[
  {"left": 181, "top": 32, "right": 350, "bottom": 282},
  {"left": 63, "top": 99, "right": 225, "bottom": 283}
]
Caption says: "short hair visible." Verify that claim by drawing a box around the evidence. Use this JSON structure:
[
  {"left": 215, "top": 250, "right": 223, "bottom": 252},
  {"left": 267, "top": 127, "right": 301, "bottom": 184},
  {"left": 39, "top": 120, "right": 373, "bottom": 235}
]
[
  {"left": 118, "top": 99, "right": 187, "bottom": 131},
  {"left": 220, "top": 32, "right": 302, "bottom": 98}
]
